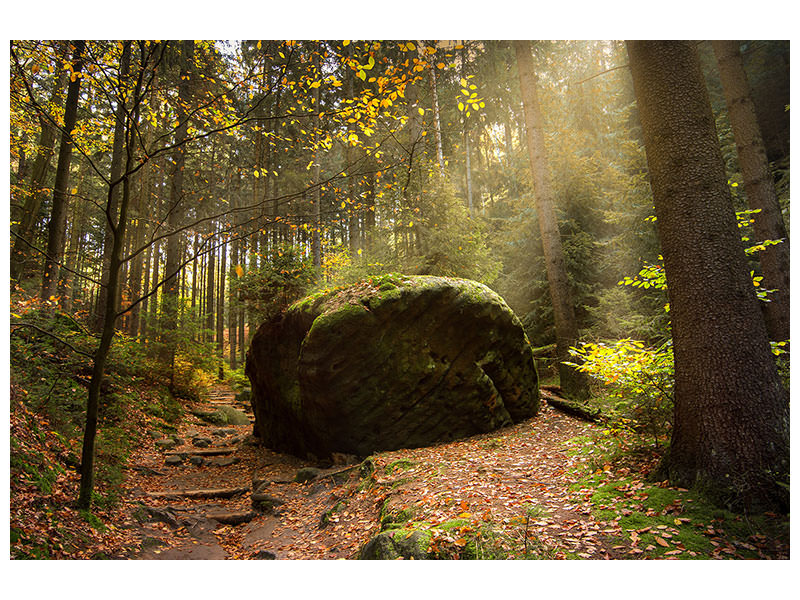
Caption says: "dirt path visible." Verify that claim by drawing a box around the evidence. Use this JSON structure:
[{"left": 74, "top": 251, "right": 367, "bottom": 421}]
[{"left": 120, "top": 384, "right": 622, "bottom": 559}]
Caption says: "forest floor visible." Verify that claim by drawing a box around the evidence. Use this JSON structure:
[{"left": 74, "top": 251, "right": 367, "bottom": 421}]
[
  {"left": 10, "top": 381, "right": 790, "bottom": 560},
  {"left": 118, "top": 385, "right": 789, "bottom": 560}
]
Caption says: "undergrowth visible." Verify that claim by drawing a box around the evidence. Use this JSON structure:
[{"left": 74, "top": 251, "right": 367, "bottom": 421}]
[{"left": 9, "top": 298, "right": 215, "bottom": 558}]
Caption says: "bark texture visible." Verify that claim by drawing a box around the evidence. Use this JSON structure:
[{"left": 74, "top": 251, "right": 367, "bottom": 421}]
[{"left": 627, "top": 40, "right": 788, "bottom": 512}]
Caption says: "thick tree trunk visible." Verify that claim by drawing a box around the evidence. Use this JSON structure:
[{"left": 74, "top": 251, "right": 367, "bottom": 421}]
[
  {"left": 712, "top": 40, "right": 790, "bottom": 343},
  {"left": 627, "top": 40, "right": 788, "bottom": 513},
  {"left": 41, "top": 40, "right": 85, "bottom": 302},
  {"left": 514, "top": 40, "right": 587, "bottom": 400}
]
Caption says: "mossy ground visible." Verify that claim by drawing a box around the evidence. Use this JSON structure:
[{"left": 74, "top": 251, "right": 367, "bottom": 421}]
[{"left": 566, "top": 429, "right": 790, "bottom": 559}]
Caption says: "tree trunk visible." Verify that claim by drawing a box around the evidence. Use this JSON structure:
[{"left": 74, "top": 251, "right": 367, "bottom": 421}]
[
  {"left": 96, "top": 41, "right": 132, "bottom": 332},
  {"left": 78, "top": 40, "right": 146, "bottom": 508},
  {"left": 217, "top": 236, "right": 227, "bottom": 379},
  {"left": 712, "top": 40, "right": 790, "bottom": 343},
  {"left": 428, "top": 50, "right": 446, "bottom": 177},
  {"left": 627, "top": 40, "right": 788, "bottom": 513},
  {"left": 11, "top": 44, "right": 69, "bottom": 284},
  {"left": 59, "top": 167, "right": 87, "bottom": 312},
  {"left": 205, "top": 226, "right": 216, "bottom": 341},
  {"left": 461, "top": 45, "right": 474, "bottom": 214},
  {"left": 160, "top": 40, "right": 194, "bottom": 379},
  {"left": 344, "top": 45, "right": 360, "bottom": 256},
  {"left": 514, "top": 40, "right": 587, "bottom": 400},
  {"left": 41, "top": 40, "right": 85, "bottom": 303},
  {"left": 311, "top": 48, "right": 322, "bottom": 270},
  {"left": 229, "top": 237, "right": 239, "bottom": 370}
]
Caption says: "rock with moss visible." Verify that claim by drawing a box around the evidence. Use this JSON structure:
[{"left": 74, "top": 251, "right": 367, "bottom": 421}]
[
  {"left": 359, "top": 528, "right": 433, "bottom": 560},
  {"left": 246, "top": 275, "right": 539, "bottom": 457}
]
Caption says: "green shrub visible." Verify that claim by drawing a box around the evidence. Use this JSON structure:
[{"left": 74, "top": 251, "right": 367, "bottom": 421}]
[{"left": 566, "top": 338, "right": 674, "bottom": 445}]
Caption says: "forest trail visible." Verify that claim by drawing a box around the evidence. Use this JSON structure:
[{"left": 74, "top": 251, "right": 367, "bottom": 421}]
[{"left": 120, "top": 385, "right": 629, "bottom": 559}]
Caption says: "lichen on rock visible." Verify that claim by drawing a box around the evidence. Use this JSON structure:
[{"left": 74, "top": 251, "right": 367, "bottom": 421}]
[{"left": 245, "top": 275, "right": 539, "bottom": 458}]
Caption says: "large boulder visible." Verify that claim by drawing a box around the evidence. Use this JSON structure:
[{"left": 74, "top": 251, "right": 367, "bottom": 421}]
[{"left": 245, "top": 275, "right": 538, "bottom": 458}]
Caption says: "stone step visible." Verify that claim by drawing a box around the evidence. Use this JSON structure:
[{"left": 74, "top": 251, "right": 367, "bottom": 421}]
[
  {"left": 165, "top": 447, "right": 237, "bottom": 457},
  {"left": 206, "top": 510, "right": 258, "bottom": 525}
]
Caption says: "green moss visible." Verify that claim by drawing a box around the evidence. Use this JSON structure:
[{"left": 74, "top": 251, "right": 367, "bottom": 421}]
[
  {"left": 582, "top": 473, "right": 788, "bottom": 559},
  {"left": 385, "top": 459, "right": 417, "bottom": 475}
]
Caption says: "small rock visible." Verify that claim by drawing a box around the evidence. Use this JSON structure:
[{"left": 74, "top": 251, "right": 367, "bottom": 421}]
[
  {"left": 208, "top": 456, "right": 240, "bottom": 468},
  {"left": 185, "top": 429, "right": 199, "bottom": 438},
  {"left": 211, "top": 427, "right": 235, "bottom": 437},
  {"left": 253, "top": 549, "right": 276, "bottom": 560},
  {"left": 171, "top": 435, "right": 184, "bottom": 446},
  {"left": 252, "top": 478, "right": 268, "bottom": 493},
  {"left": 164, "top": 455, "right": 183, "bottom": 466},
  {"left": 189, "top": 456, "right": 205, "bottom": 467},
  {"left": 192, "top": 437, "right": 213, "bottom": 448},
  {"left": 155, "top": 438, "right": 177, "bottom": 450},
  {"left": 251, "top": 493, "right": 285, "bottom": 513},
  {"left": 295, "top": 467, "right": 321, "bottom": 483}
]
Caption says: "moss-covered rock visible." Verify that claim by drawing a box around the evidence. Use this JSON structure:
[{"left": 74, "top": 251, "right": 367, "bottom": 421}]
[
  {"left": 246, "top": 275, "right": 539, "bottom": 457},
  {"left": 359, "top": 528, "right": 433, "bottom": 560}
]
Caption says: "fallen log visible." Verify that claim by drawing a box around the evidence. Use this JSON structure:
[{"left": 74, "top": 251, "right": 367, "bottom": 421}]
[
  {"left": 541, "top": 391, "right": 602, "bottom": 422},
  {"left": 144, "top": 486, "right": 250, "bottom": 500}
]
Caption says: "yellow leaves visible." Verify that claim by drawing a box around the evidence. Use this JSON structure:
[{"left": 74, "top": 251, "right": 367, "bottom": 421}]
[
  {"left": 309, "top": 80, "right": 321, "bottom": 89},
  {"left": 458, "top": 102, "right": 465, "bottom": 112},
  {"left": 357, "top": 70, "right": 366, "bottom": 81},
  {"left": 425, "top": 46, "right": 436, "bottom": 55},
  {"left": 306, "top": 160, "right": 314, "bottom": 170},
  {"left": 234, "top": 265, "right": 244, "bottom": 278},
  {"left": 417, "top": 107, "right": 425, "bottom": 116},
  {"left": 257, "top": 40, "right": 262, "bottom": 50},
  {"left": 357, "top": 248, "right": 363, "bottom": 256},
  {"left": 253, "top": 170, "right": 260, "bottom": 178},
  {"left": 437, "top": 62, "right": 445, "bottom": 69}
]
